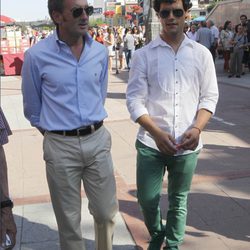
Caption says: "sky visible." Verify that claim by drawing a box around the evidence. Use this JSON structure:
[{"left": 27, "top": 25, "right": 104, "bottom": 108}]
[{"left": 1, "top": 0, "right": 94, "bottom": 22}]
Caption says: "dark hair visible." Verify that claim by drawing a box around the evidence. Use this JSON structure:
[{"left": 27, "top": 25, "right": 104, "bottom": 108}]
[
  {"left": 200, "top": 21, "right": 207, "bottom": 27},
  {"left": 240, "top": 14, "right": 247, "bottom": 19},
  {"left": 48, "top": 0, "right": 65, "bottom": 25},
  {"left": 223, "top": 20, "right": 231, "bottom": 30},
  {"left": 107, "top": 27, "right": 113, "bottom": 34},
  {"left": 153, "top": 0, "right": 192, "bottom": 13},
  {"left": 132, "top": 26, "right": 139, "bottom": 34}
]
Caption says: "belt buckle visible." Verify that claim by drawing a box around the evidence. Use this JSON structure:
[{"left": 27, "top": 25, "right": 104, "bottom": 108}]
[
  {"left": 90, "top": 124, "right": 95, "bottom": 133},
  {"left": 76, "top": 128, "right": 83, "bottom": 136}
]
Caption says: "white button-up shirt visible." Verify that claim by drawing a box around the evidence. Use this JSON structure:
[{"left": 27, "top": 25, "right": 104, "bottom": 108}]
[{"left": 126, "top": 35, "right": 219, "bottom": 155}]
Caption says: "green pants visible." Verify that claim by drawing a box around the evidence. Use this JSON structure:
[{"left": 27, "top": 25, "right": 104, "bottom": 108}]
[{"left": 136, "top": 140, "right": 199, "bottom": 248}]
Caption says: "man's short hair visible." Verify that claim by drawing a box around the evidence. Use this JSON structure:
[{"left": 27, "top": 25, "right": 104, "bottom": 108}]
[
  {"left": 48, "top": 0, "right": 65, "bottom": 24},
  {"left": 207, "top": 20, "right": 214, "bottom": 26},
  {"left": 153, "top": 0, "right": 192, "bottom": 13},
  {"left": 240, "top": 14, "right": 247, "bottom": 20}
]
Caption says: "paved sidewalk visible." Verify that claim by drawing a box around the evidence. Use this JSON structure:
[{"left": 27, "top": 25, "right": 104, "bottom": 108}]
[
  {"left": 215, "top": 59, "right": 250, "bottom": 89},
  {"left": 1, "top": 57, "right": 250, "bottom": 250}
]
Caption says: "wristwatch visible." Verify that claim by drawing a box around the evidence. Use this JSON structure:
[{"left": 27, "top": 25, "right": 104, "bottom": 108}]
[{"left": 0, "top": 199, "right": 14, "bottom": 209}]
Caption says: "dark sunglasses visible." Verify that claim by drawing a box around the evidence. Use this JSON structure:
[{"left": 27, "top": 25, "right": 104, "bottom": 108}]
[
  {"left": 159, "top": 9, "right": 184, "bottom": 18},
  {"left": 71, "top": 6, "right": 94, "bottom": 18}
]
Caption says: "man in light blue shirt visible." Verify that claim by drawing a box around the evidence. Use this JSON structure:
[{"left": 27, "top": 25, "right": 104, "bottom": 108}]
[
  {"left": 21, "top": 0, "right": 118, "bottom": 249},
  {"left": 196, "top": 21, "right": 213, "bottom": 50}
]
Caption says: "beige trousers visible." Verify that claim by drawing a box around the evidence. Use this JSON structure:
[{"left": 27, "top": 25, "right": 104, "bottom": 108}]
[{"left": 43, "top": 126, "right": 118, "bottom": 250}]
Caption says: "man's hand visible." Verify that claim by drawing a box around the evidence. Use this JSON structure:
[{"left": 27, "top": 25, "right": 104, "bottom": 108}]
[
  {"left": 177, "top": 127, "right": 200, "bottom": 151},
  {"left": 154, "top": 130, "right": 178, "bottom": 155},
  {"left": 0, "top": 207, "right": 17, "bottom": 249}
]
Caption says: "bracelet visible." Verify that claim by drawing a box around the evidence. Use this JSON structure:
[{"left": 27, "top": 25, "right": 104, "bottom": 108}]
[
  {"left": 192, "top": 126, "right": 201, "bottom": 134},
  {"left": 0, "top": 199, "right": 14, "bottom": 209}
]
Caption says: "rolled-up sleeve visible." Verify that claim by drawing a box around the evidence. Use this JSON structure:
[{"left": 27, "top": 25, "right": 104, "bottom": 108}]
[
  {"left": 198, "top": 51, "right": 219, "bottom": 114},
  {"left": 126, "top": 50, "right": 149, "bottom": 122},
  {"left": 21, "top": 51, "right": 42, "bottom": 128}
]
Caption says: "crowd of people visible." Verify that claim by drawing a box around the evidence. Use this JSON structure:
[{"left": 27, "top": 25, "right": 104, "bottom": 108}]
[
  {"left": 87, "top": 25, "right": 146, "bottom": 72},
  {"left": 1, "top": 0, "right": 249, "bottom": 250},
  {"left": 184, "top": 15, "right": 250, "bottom": 78},
  {"left": 20, "top": 10, "right": 250, "bottom": 78},
  {"left": 85, "top": 13, "right": 250, "bottom": 77}
]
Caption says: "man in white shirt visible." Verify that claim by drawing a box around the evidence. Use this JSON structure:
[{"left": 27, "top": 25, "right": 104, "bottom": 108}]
[{"left": 126, "top": 0, "right": 219, "bottom": 249}]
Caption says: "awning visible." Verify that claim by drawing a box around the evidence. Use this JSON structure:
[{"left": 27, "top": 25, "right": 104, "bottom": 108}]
[
  {"left": 192, "top": 16, "right": 206, "bottom": 22},
  {"left": 0, "top": 15, "right": 16, "bottom": 25}
]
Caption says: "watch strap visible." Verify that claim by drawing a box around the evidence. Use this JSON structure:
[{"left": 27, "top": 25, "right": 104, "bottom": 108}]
[{"left": 1, "top": 199, "right": 14, "bottom": 209}]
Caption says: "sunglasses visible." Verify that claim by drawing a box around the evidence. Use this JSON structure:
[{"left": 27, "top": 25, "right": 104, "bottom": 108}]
[
  {"left": 71, "top": 6, "right": 94, "bottom": 18},
  {"left": 159, "top": 9, "right": 184, "bottom": 18}
]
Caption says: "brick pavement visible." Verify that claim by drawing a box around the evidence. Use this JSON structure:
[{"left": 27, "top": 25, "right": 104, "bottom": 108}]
[{"left": 1, "top": 58, "right": 250, "bottom": 249}]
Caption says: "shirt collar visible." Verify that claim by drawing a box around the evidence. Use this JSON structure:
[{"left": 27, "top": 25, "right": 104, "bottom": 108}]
[
  {"left": 150, "top": 34, "right": 194, "bottom": 49},
  {"left": 52, "top": 30, "right": 93, "bottom": 52}
]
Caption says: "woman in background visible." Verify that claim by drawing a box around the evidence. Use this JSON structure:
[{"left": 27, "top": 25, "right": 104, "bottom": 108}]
[
  {"left": 104, "top": 27, "right": 115, "bottom": 72},
  {"left": 95, "top": 28, "right": 104, "bottom": 44},
  {"left": 220, "top": 20, "right": 234, "bottom": 72}
]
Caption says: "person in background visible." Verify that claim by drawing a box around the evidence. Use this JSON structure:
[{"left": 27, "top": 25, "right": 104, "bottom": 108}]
[
  {"left": 21, "top": 0, "right": 118, "bottom": 249},
  {"left": 196, "top": 21, "right": 213, "bottom": 50},
  {"left": 239, "top": 14, "right": 250, "bottom": 74},
  {"left": 116, "top": 28, "right": 125, "bottom": 70},
  {"left": 126, "top": 0, "right": 219, "bottom": 249},
  {"left": 217, "top": 25, "right": 224, "bottom": 59},
  {"left": 123, "top": 27, "right": 135, "bottom": 70},
  {"left": 39, "top": 30, "right": 48, "bottom": 40},
  {"left": 88, "top": 26, "right": 96, "bottom": 40},
  {"left": 104, "top": 26, "right": 115, "bottom": 72},
  {"left": 228, "top": 24, "right": 248, "bottom": 78},
  {"left": 132, "top": 26, "right": 144, "bottom": 50},
  {"left": 95, "top": 28, "right": 104, "bottom": 44},
  {"left": 183, "top": 22, "right": 189, "bottom": 35},
  {"left": 186, "top": 24, "right": 197, "bottom": 41},
  {"left": 220, "top": 20, "right": 234, "bottom": 72},
  {"left": 0, "top": 107, "right": 17, "bottom": 250},
  {"left": 207, "top": 20, "right": 219, "bottom": 61}
]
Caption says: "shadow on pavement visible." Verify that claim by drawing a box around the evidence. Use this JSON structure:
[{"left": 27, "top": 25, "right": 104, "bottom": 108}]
[
  {"left": 186, "top": 193, "right": 250, "bottom": 243},
  {"left": 119, "top": 189, "right": 250, "bottom": 243},
  {"left": 13, "top": 214, "right": 137, "bottom": 250},
  {"left": 197, "top": 144, "right": 250, "bottom": 180},
  {"left": 107, "top": 92, "right": 126, "bottom": 99}
]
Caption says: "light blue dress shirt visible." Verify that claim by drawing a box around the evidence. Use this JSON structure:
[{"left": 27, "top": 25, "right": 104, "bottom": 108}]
[{"left": 22, "top": 31, "right": 109, "bottom": 131}]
